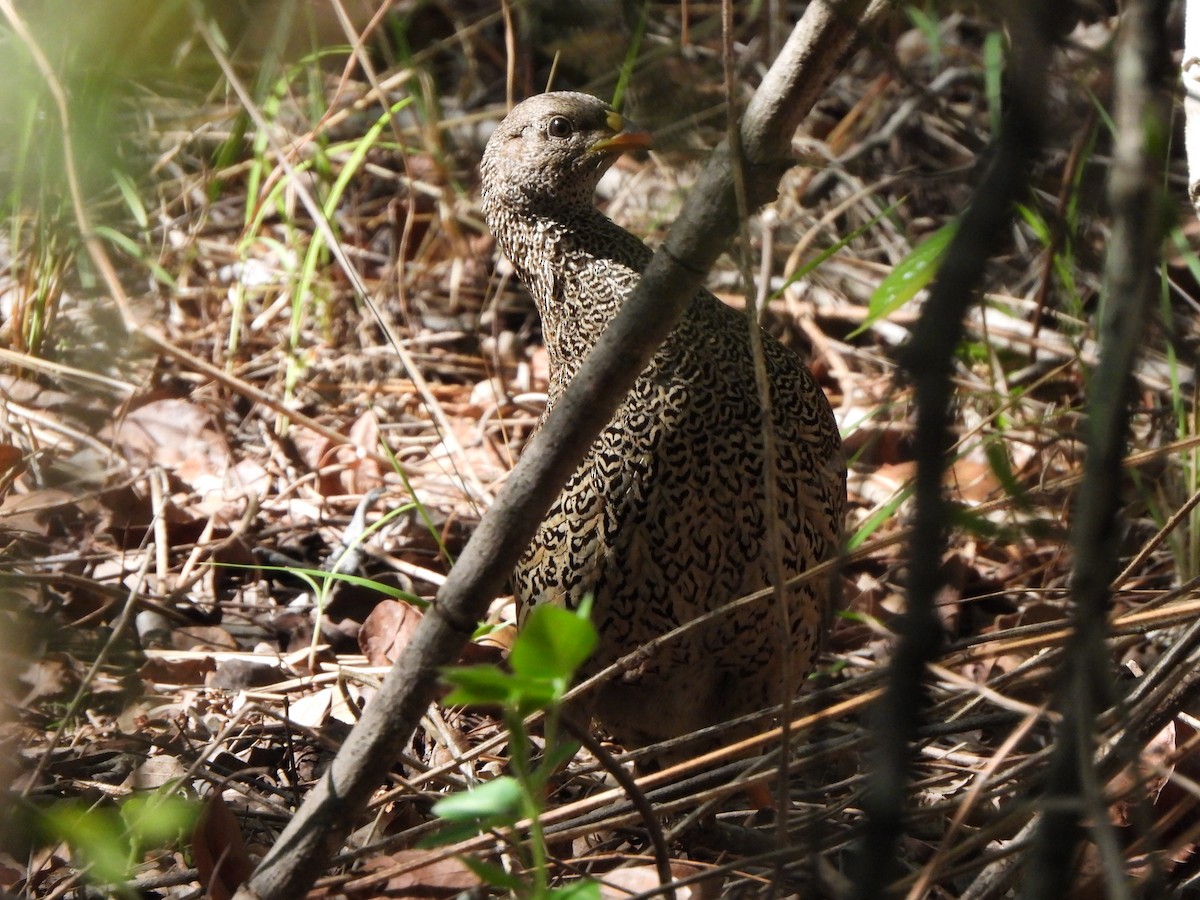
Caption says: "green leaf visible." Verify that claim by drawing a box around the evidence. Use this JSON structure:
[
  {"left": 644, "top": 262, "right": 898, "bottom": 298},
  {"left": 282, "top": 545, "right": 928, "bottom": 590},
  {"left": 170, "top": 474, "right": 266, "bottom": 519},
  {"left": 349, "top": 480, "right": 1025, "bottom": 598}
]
[
  {"left": 1016, "top": 203, "right": 1051, "bottom": 244},
  {"left": 111, "top": 169, "right": 149, "bottom": 230},
  {"left": 41, "top": 803, "right": 130, "bottom": 886},
  {"left": 818, "top": 658, "right": 850, "bottom": 678},
  {"left": 539, "top": 739, "right": 583, "bottom": 777},
  {"left": 91, "top": 225, "right": 177, "bottom": 289},
  {"left": 120, "top": 793, "right": 197, "bottom": 848},
  {"left": 771, "top": 203, "right": 901, "bottom": 303},
  {"left": 442, "top": 665, "right": 559, "bottom": 712},
  {"left": 984, "top": 30, "right": 1004, "bottom": 131},
  {"left": 984, "top": 439, "right": 1027, "bottom": 507},
  {"left": 947, "top": 504, "right": 1004, "bottom": 540},
  {"left": 38, "top": 793, "right": 198, "bottom": 890},
  {"left": 222, "top": 563, "right": 426, "bottom": 607},
  {"left": 419, "top": 818, "right": 494, "bottom": 848},
  {"left": 509, "top": 605, "right": 597, "bottom": 681},
  {"left": 549, "top": 879, "right": 602, "bottom": 899},
  {"left": 905, "top": 6, "right": 942, "bottom": 69},
  {"left": 851, "top": 221, "right": 957, "bottom": 338},
  {"left": 432, "top": 776, "right": 523, "bottom": 822},
  {"left": 442, "top": 665, "right": 517, "bottom": 705},
  {"left": 848, "top": 484, "right": 913, "bottom": 550}
]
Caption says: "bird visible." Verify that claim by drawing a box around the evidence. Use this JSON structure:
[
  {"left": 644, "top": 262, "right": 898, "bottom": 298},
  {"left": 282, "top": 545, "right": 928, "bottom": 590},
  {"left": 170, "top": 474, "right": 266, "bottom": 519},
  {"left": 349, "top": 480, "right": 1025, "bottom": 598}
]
[{"left": 479, "top": 91, "right": 845, "bottom": 761}]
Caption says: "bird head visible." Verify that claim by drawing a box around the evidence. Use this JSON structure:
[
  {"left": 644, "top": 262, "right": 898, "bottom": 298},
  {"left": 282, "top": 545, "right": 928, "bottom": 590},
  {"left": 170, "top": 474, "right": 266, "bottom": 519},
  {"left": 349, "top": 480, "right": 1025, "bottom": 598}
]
[{"left": 480, "top": 91, "right": 652, "bottom": 217}]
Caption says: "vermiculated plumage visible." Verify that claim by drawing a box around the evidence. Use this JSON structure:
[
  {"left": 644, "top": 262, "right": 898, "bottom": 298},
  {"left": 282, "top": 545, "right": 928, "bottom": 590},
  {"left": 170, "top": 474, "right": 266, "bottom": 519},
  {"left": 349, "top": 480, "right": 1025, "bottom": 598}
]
[{"left": 480, "top": 92, "right": 845, "bottom": 752}]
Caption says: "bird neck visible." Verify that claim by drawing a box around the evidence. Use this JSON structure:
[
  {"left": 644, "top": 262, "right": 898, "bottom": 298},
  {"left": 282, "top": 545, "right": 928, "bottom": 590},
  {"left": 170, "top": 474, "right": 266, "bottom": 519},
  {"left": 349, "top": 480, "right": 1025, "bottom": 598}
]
[{"left": 492, "top": 204, "right": 651, "bottom": 385}]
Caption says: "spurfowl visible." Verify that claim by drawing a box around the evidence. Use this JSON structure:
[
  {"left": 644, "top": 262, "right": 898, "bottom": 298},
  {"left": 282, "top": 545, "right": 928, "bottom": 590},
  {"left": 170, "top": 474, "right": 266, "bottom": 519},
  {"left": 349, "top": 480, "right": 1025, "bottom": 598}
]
[{"left": 480, "top": 92, "right": 845, "bottom": 756}]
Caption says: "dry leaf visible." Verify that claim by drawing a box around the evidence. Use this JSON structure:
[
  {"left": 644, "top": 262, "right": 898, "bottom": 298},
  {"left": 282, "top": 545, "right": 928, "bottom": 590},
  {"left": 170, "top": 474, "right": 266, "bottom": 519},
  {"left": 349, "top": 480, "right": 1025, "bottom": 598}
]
[
  {"left": 359, "top": 600, "right": 424, "bottom": 666},
  {"left": 192, "top": 794, "right": 254, "bottom": 900},
  {"left": 286, "top": 687, "right": 334, "bottom": 728},
  {"left": 110, "top": 397, "right": 267, "bottom": 521},
  {"left": 0, "top": 441, "right": 26, "bottom": 483},
  {"left": 353, "top": 849, "right": 482, "bottom": 898},
  {"left": 1106, "top": 720, "right": 1176, "bottom": 827},
  {"left": 0, "top": 488, "right": 76, "bottom": 535},
  {"left": 18, "top": 654, "right": 77, "bottom": 706},
  {"left": 132, "top": 754, "right": 189, "bottom": 790},
  {"left": 598, "top": 863, "right": 724, "bottom": 899},
  {"left": 138, "top": 655, "right": 217, "bottom": 686},
  {"left": 317, "top": 410, "right": 385, "bottom": 496},
  {"left": 208, "top": 659, "right": 288, "bottom": 691}
]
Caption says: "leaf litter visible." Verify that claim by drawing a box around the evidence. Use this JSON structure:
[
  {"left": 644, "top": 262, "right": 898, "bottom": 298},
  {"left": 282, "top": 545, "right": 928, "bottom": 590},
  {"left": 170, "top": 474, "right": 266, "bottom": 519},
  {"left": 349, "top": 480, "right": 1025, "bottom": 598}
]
[{"left": 1, "top": 4, "right": 1199, "bottom": 897}]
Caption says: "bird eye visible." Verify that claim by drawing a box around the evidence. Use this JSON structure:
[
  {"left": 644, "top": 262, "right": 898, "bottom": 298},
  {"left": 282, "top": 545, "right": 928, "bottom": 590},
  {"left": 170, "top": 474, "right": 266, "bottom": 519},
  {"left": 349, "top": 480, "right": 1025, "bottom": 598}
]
[{"left": 547, "top": 116, "right": 573, "bottom": 138}]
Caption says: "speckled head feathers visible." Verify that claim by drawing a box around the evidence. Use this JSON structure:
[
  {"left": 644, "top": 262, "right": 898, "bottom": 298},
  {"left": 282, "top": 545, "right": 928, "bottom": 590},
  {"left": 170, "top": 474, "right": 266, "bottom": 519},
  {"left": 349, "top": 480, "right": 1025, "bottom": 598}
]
[{"left": 479, "top": 92, "right": 651, "bottom": 217}]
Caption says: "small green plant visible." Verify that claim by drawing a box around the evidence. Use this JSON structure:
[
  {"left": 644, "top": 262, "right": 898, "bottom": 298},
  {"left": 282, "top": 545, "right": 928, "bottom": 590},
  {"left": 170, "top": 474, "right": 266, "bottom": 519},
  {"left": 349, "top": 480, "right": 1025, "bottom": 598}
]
[
  {"left": 6, "top": 212, "right": 73, "bottom": 357},
  {"left": 431, "top": 602, "right": 599, "bottom": 899},
  {"left": 37, "top": 790, "right": 197, "bottom": 897},
  {"left": 4, "top": 77, "right": 76, "bottom": 358},
  {"left": 905, "top": 5, "right": 943, "bottom": 71}
]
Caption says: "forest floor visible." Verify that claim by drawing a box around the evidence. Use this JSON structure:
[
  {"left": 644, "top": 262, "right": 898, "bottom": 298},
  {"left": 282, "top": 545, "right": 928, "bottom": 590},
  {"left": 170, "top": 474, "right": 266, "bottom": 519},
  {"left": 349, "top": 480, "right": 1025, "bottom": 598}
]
[{"left": 3, "top": 2, "right": 1200, "bottom": 897}]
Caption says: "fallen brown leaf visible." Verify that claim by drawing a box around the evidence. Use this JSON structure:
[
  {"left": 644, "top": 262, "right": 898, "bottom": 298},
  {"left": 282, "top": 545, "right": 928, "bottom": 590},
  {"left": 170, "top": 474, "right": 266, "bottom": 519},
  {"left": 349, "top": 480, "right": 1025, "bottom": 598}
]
[
  {"left": 351, "top": 849, "right": 482, "bottom": 898},
  {"left": 192, "top": 794, "right": 254, "bottom": 900}
]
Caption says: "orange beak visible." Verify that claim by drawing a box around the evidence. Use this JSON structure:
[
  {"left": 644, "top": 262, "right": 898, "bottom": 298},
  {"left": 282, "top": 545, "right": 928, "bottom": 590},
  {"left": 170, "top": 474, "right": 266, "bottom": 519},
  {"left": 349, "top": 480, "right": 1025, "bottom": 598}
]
[{"left": 590, "top": 110, "right": 652, "bottom": 154}]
